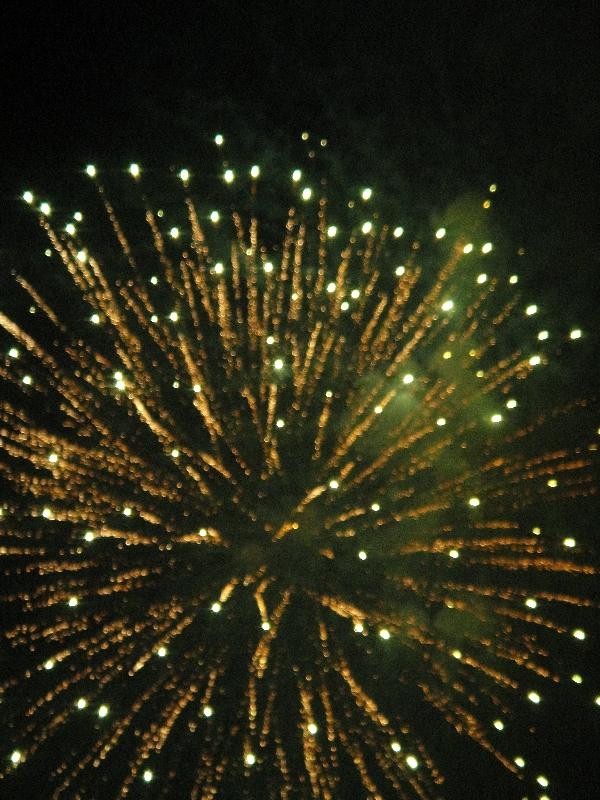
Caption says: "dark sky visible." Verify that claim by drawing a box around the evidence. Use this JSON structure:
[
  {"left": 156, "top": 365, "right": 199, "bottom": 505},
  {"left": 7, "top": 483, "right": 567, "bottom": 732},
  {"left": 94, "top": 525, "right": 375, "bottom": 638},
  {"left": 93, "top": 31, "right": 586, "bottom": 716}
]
[
  {"left": 2, "top": 3, "right": 599, "bottom": 798},
  {"left": 3, "top": 1, "right": 599, "bottom": 319}
]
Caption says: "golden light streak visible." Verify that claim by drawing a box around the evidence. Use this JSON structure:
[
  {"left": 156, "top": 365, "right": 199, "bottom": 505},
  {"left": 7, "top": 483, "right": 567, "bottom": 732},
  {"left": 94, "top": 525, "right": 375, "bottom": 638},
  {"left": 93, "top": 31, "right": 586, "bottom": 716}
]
[{"left": 0, "top": 159, "right": 596, "bottom": 800}]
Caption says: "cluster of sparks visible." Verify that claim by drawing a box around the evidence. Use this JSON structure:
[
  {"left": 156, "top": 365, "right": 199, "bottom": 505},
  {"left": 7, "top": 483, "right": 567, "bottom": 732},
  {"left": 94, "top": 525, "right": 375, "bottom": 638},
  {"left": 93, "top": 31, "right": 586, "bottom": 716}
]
[{"left": 0, "top": 135, "right": 598, "bottom": 799}]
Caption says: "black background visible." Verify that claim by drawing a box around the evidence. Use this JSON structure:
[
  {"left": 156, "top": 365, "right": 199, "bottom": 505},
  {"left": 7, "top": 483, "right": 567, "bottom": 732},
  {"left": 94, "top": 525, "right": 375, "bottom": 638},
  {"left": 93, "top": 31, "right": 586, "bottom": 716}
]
[{"left": 1, "top": 2, "right": 599, "bottom": 798}]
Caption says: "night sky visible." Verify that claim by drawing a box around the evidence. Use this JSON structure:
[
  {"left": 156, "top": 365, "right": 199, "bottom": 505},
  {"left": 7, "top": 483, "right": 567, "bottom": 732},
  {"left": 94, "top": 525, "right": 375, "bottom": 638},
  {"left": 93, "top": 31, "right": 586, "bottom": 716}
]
[
  {"left": 2, "top": 3, "right": 600, "bottom": 368},
  {"left": 1, "top": 3, "right": 599, "bottom": 798},
  {"left": 3, "top": 3, "right": 600, "bottom": 300}
]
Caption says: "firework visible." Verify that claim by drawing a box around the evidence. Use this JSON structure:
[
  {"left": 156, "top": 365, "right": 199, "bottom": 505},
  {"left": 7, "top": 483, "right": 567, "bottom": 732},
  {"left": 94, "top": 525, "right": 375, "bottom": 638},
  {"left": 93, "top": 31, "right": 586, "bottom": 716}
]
[{"left": 0, "top": 140, "right": 598, "bottom": 799}]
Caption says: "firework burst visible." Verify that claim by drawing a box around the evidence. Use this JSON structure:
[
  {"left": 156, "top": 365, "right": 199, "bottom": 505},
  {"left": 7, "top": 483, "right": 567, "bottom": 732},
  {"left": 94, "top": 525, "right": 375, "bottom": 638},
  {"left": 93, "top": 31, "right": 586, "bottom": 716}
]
[{"left": 0, "top": 141, "right": 598, "bottom": 799}]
